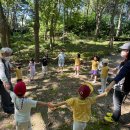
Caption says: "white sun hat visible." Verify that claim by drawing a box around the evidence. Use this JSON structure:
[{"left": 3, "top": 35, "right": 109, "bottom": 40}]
[{"left": 1, "top": 47, "right": 13, "bottom": 54}]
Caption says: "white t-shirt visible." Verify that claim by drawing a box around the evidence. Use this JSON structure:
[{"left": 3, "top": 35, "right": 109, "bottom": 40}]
[
  {"left": 58, "top": 53, "right": 65, "bottom": 61},
  {"left": 10, "top": 91, "right": 37, "bottom": 123}
]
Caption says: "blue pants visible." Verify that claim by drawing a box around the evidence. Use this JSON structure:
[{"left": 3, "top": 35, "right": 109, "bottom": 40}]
[{"left": 112, "top": 90, "right": 125, "bottom": 121}]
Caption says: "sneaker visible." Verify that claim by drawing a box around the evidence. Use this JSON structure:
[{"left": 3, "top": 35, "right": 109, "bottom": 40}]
[
  {"left": 106, "top": 112, "right": 113, "bottom": 117},
  {"left": 104, "top": 116, "right": 114, "bottom": 123}
]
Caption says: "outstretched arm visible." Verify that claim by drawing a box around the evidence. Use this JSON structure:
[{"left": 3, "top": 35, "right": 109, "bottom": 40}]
[
  {"left": 51, "top": 101, "right": 67, "bottom": 108},
  {"left": 37, "top": 101, "right": 49, "bottom": 107},
  {"left": 105, "top": 80, "right": 116, "bottom": 93},
  {"left": 96, "top": 92, "right": 108, "bottom": 100}
]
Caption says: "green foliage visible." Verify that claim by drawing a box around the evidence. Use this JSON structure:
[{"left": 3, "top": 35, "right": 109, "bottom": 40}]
[
  {"left": 122, "top": 21, "right": 130, "bottom": 36},
  {"left": 66, "top": 14, "right": 96, "bottom": 36}
]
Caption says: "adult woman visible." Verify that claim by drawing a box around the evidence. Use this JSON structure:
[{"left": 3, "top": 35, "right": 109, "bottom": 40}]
[{"left": 104, "top": 42, "right": 130, "bottom": 122}]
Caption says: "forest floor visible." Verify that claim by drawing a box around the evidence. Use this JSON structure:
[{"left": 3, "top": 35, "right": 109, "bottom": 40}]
[{"left": 0, "top": 53, "right": 130, "bottom": 130}]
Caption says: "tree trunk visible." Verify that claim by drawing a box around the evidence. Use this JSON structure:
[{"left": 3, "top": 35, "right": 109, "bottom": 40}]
[
  {"left": 116, "top": 5, "right": 124, "bottom": 37},
  {"left": 0, "top": 1, "right": 10, "bottom": 47},
  {"left": 49, "top": 1, "right": 58, "bottom": 50},
  {"left": 86, "top": 0, "right": 90, "bottom": 17},
  {"left": 95, "top": 9, "right": 102, "bottom": 40},
  {"left": 109, "top": 0, "right": 119, "bottom": 48},
  {"left": 44, "top": 20, "right": 49, "bottom": 40},
  {"left": 50, "top": 17, "right": 54, "bottom": 50},
  {"left": 34, "top": 0, "right": 40, "bottom": 62}
]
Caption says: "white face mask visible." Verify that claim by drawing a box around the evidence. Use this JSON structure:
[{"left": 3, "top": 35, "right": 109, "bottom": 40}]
[
  {"left": 120, "top": 51, "right": 127, "bottom": 58},
  {"left": 4, "top": 57, "right": 11, "bottom": 61}
]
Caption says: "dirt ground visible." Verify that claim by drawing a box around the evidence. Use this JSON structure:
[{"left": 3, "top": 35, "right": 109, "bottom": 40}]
[{"left": 0, "top": 53, "right": 130, "bottom": 130}]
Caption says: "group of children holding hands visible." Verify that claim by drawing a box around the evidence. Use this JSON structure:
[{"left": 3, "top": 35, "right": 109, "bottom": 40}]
[
  {"left": 8, "top": 80, "right": 108, "bottom": 130},
  {"left": 14, "top": 50, "right": 110, "bottom": 96},
  {"left": 9, "top": 49, "right": 111, "bottom": 130}
]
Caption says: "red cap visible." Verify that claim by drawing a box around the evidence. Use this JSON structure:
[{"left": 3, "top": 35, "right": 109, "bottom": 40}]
[
  {"left": 14, "top": 82, "right": 26, "bottom": 96},
  {"left": 78, "top": 85, "right": 91, "bottom": 98}
]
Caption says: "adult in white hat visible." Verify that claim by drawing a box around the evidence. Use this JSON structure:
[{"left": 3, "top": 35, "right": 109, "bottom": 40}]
[
  {"left": 0, "top": 47, "right": 14, "bottom": 114},
  {"left": 104, "top": 42, "right": 130, "bottom": 123},
  {"left": 0, "top": 47, "right": 13, "bottom": 89}
]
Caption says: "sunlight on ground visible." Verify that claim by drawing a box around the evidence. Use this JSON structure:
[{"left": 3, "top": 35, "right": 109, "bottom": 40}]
[{"left": 31, "top": 113, "right": 46, "bottom": 130}]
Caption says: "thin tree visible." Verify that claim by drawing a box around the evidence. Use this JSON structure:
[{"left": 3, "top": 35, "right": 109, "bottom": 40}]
[
  {"left": 0, "top": 1, "right": 10, "bottom": 47},
  {"left": 108, "top": 0, "right": 119, "bottom": 48},
  {"left": 34, "top": 0, "right": 40, "bottom": 61}
]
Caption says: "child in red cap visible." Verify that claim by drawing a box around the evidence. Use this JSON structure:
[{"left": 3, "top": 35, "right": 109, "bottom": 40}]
[
  {"left": 51, "top": 82, "right": 107, "bottom": 130},
  {"left": 6, "top": 81, "right": 52, "bottom": 130}
]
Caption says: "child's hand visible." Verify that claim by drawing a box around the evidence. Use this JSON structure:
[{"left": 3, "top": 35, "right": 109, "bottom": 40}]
[
  {"left": 48, "top": 103, "right": 57, "bottom": 111},
  {"left": 48, "top": 102, "right": 55, "bottom": 108},
  {"left": 53, "top": 57, "right": 57, "bottom": 60},
  {"left": 112, "top": 68, "right": 118, "bottom": 74}
]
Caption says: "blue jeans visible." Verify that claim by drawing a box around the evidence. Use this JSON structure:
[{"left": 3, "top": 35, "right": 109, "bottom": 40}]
[
  {"left": 73, "top": 121, "right": 87, "bottom": 130},
  {"left": 101, "top": 78, "right": 107, "bottom": 92},
  {"left": 112, "top": 90, "right": 125, "bottom": 121}
]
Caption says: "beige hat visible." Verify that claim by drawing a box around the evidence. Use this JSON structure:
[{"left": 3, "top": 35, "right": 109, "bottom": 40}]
[{"left": 102, "top": 59, "right": 109, "bottom": 63}]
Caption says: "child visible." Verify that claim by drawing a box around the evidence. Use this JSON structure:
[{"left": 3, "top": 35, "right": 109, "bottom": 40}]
[
  {"left": 98, "top": 59, "right": 109, "bottom": 94},
  {"left": 74, "top": 53, "right": 81, "bottom": 76},
  {"left": 6, "top": 81, "right": 52, "bottom": 130},
  {"left": 28, "top": 58, "right": 36, "bottom": 82},
  {"left": 56, "top": 50, "right": 66, "bottom": 73},
  {"left": 15, "top": 64, "right": 23, "bottom": 82},
  {"left": 90, "top": 56, "right": 99, "bottom": 83},
  {"left": 41, "top": 55, "right": 48, "bottom": 77},
  {"left": 98, "top": 58, "right": 103, "bottom": 75},
  {"left": 51, "top": 82, "right": 107, "bottom": 130}
]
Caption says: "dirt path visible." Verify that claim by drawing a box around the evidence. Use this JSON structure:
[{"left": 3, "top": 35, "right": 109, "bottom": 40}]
[{"left": 0, "top": 53, "right": 130, "bottom": 130}]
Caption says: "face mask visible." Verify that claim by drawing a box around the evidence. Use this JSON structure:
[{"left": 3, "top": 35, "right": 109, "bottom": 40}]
[
  {"left": 4, "top": 57, "right": 11, "bottom": 61},
  {"left": 120, "top": 51, "right": 127, "bottom": 58}
]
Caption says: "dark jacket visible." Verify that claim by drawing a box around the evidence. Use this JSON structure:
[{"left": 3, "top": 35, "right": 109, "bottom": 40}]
[
  {"left": 41, "top": 57, "right": 48, "bottom": 66},
  {"left": 114, "top": 60, "right": 130, "bottom": 93}
]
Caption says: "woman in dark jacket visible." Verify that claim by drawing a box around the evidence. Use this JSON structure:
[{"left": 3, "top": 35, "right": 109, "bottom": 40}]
[{"left": 104, "top": 42, "right": 130, "bottom": 122}]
